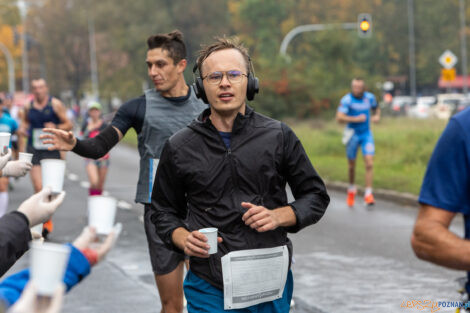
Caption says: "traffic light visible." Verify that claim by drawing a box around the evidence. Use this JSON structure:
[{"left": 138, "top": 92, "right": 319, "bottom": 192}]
[{"left": 357, "top": 13, "right": 372, "bottom": 38}]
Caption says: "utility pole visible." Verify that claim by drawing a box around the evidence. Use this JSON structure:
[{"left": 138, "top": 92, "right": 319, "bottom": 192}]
[
  {"left": 407, "top": 0, "right": 417, "bottom": 101},
  {"left": 88, "top": 15, "right": 99, "bottom": 100},
  {"left": 17, "top": 0, "right": 29, "bottom": 94},
  {"left": 460, "top": 0, "right": 468, "bottom": 95}
]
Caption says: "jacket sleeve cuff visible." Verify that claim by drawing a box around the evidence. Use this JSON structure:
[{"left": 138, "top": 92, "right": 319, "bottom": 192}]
[
  {"left": 284, "top": 198, "right": 326, "bottom": 233},
  {"left": 63, "top": 244, "right": 91, "bottom": 292}
]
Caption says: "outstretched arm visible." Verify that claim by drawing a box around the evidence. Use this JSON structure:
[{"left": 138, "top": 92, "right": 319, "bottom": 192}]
[{"left": 41, "top": 125, "right": 122, "bottom": 159}]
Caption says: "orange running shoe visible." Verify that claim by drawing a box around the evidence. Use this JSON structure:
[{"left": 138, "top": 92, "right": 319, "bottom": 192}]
[
  {"left": 347, "top": 190, "right": 356, "bottom": 207},
  {"left": 364, "top": 193, "right": 375, "bottom": 206}
]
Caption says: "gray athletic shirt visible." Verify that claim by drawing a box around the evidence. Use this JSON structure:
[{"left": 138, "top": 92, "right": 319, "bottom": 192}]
[{"left": 117, "top": 87, "right": 206, "bottom": 203}]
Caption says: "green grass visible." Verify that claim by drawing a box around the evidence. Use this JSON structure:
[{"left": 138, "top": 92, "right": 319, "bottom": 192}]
[
  {"left": 121, "top": 117, "right": 448, "bottom": 196},
  {"left": 122, "top": 128, "right": 138, "bottom": 146},
  {"left": 290, "top": 117, "right": 448, "bottom": 195}
]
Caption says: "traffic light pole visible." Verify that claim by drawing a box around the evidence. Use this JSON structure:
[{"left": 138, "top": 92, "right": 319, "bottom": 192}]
[
  {"left": 407, "top": 0, "right": 417, "bottom": 101},
  {"left": 279, "top": 23, "right": 357, "bottom": 61}
]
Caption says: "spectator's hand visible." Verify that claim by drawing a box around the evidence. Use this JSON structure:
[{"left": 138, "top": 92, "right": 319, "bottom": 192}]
[
  {"left": 242, "top": 202, "right": 280, "bottom": 232},
  {"left": 183, "top": 230, "right": 223, "bottom": 258},
  {"left": 8, "top": 282, "right": 64, "bottom": 313},
  {"left": 0, "top": 148, "right": 11, "bottom": 170},
  {"left": 72, "top": 224, "right": 122, "bottom": 265},
  {"left": 2, "top": 160, "right": 32, "bottom": 177},
  {"left": 17, "top": 187, "right": 66, "bottom": 227},
  {"left": 40, "top": 129, "right": 76, "bottom": 152},
  {"left": 43, "top": 122, "right": 56, "bottom": 129},
  {"left": 355, "top": 114, "right": 367, "bottom": 123},
  {"left": 371, "top": 115, "right": 380, "bottom": 123}
]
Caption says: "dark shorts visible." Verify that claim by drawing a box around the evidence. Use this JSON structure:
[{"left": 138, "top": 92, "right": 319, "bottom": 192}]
[
  {"left": 27, "top": 145, "right": 61, "bottom": 165},
  {"left": 144, "top": 204, "right": 185, "bottom": 275},
  {"left": 85, "top": 158, "right": 110, "bottom": 168}
]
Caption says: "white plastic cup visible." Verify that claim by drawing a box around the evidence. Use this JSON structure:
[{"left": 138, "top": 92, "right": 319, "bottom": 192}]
[
  {"left": 0, "top": 132, "right": 11, "bottom": 155},
  {"left": 40, "top": 159, "right": 66, "bottom": 194},
  {"left": 199, "top": 227, "right": 218, "bottom": 254},
  {"left": 19, "top": 152, "right": 33, "bottom": 163},
  {"left": 88, "top": 196, "right": 117, "bottom": 234},
  {"left": 30, "top": 242, "right": 71, "bottom": 296}
]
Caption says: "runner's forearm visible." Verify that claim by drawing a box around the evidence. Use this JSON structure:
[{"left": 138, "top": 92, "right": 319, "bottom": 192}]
[{"left": 72, "top": 125, "right": 119, "bottom": 159}]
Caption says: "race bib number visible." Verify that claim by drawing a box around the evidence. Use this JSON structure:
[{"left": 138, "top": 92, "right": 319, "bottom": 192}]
[{"left": 221, "top": 246, "right": 289, "bottom": 310}]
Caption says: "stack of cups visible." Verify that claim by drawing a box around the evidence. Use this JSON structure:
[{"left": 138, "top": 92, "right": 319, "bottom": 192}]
[
  {"left": 88, "top": 196, "right": 117, "bottom": 234},
  {"left": 40, "top": 159, "right": 66, "bottom": 194},
  {"left": 0, "top": 133, "right": 10, "bottom": 155},
  {"left": 30, "top": 242, "right": 71, "bottom": 296}
]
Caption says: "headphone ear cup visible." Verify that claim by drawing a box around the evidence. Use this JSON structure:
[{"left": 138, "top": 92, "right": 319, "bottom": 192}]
[
  {"left": 193, "top": 77, "right": 209, "bottom": 104},
  {"left": 246, "top": 74, "right": 260, "bottom": 101}
]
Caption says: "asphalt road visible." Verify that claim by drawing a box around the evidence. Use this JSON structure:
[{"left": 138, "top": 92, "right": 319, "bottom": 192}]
[{"left": 3, "top": 144, "right": 466, "bottom": 313}]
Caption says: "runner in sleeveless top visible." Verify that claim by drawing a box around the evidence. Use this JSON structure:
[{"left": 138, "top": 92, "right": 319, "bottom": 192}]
[
  {"left": 40, "top": 31, "right": 207, "bottom": 313},
  {"left": 80, "top": 101, "right": 109, "bottom": 196},
  {"left": 18, "top": 78, "right": 73, "bottom": 237}
]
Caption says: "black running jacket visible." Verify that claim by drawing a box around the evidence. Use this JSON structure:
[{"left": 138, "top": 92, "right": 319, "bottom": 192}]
[{"left": 151, "top": 106, "right": 330, "bottom": 289}]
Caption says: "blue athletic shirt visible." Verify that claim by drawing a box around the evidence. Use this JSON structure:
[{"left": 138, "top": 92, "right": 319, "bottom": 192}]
[
  {"left": 338, "top": 92, "right": 378, "bottom": 134},
  {"left": 419, "top": 107, "right": 470, "bottom": 292},
  {"left": 0, "top": 114, "right": 18, "bottom": 135}
]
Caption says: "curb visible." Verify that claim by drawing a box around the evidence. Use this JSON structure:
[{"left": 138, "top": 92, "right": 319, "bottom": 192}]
[{"left": 325, "top": 180, "right": 419, "bottom": 208}]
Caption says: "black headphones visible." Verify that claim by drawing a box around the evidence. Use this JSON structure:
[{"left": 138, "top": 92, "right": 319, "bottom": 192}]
[{"left": 192, "top": 57, "right": 259, "bottom": 104}]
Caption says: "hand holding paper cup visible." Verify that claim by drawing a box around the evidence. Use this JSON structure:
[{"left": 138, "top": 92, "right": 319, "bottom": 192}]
[
  {"left": 199, "top": 228, "right": 218, "bottom": 254},
  {"left": 30, "top": 242, "right": 71, "bottom": 296},
  {"left": 88, "top": 196, "right": 117, "bottom": 235},
  {"left": 40, "top": 159, "right": 66, "bottom": 194}
]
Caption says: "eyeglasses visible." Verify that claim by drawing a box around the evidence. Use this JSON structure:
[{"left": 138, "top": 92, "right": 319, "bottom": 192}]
[{"left": 202, "top": 70, "right": 248, "bottom": 85}]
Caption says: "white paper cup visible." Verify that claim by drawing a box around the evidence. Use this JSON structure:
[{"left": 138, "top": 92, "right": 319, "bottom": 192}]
[
  {"left": 30, "top": 242, "right": 71, "bottom": 296},
  {"left": 19, "top": 152, "right": 33, "bottom": 163},
  {"left": 88, "top": 196, "right": 117, "bottom": 234},
  {"left": 31, "top": 223, "right": 43, "bottom": 234},
  {"left": 40, "top": 159, "right": 66, "bottom": 194},
  {"left": 0, "top": 132, "right": 11, "bottom": 154},
  {"left": 199, "top": 227, "right": 218, "bottom": 254}
]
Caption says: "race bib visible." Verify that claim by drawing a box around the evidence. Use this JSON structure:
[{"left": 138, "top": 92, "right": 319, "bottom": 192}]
[
  {"left": 148, "top": 158, "right": 160, "bottom": 202},
  {"left": 32, "top": 128, "right": 51, "bottom": 150},
  {"left": 221, "top": 245, "right": 289, "bottom": 310}
]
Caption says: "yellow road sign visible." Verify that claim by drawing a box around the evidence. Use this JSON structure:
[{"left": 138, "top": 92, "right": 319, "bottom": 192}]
[{"left": 441, "top": 68, "right": 456, "bottom": 82}]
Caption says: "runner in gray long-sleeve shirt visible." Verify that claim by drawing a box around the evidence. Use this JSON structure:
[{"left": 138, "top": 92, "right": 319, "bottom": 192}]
[{"left": 40, "top": 31, "right": 206, "bottom": 313}]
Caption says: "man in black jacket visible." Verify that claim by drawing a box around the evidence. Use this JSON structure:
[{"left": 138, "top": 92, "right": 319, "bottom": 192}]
[{"left": 151, "top": 37, "right": 330, "bottom": 313}]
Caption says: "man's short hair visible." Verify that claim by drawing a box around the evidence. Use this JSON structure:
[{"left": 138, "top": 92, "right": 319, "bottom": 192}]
[
  {"left": 31, "top": 78, "right": 47, "bottom": 86},
  {"left": 196, "top": 36, "right": 250, "bottom": 76},
  {"left": 352, "top": 77, "right": 364, "bottom": 83},
  {"left": 147, "top": 30, "right": 186, "bottom": 64}
]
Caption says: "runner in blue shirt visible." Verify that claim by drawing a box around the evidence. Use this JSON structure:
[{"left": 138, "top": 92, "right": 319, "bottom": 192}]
[
  {"left": 412, "top": 107, "right": 470, "bottom": 310},
  {"left": 336, "top": 78, "right": 380, "bottom": 207}
]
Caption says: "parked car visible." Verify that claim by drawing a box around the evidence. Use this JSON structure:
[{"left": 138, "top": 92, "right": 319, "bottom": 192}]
[
  {"left": 434, "top": 93, "right": 464, "bottom": 119},
  {"left": 408, "top": 96, "right": 436, "bottom": 119},
  {"left": 453, "top": 98, "right": 470, "bottom": 116},
  {"left": 390, "top": 96, "right": 414, "bottom": 116}
]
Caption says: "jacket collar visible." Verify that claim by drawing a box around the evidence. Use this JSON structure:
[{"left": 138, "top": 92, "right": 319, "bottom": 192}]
[{"left": 193, "top": 105, "right": 254, "bottom": 134}]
